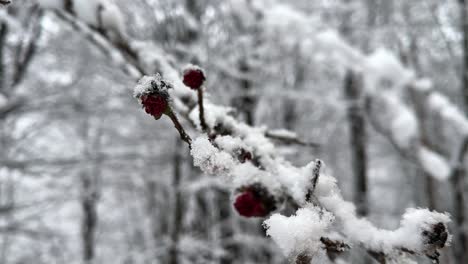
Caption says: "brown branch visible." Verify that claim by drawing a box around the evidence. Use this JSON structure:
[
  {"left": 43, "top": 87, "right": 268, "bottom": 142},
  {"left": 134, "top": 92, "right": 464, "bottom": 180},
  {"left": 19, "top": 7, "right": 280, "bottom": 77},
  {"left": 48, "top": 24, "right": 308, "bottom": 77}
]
[
  {"left": 295, "top": 253, "right": 312, "bottom": 264},
  {"left": 12, "top": 5, "right": 43, "bottom": 87},
  {"left": 167, "top": 110, "right": 192, "bottom": 148},
  {"left": 48, "top": 6, "right": 452, "bottom": 263},
  {"left": 265, "top": 131, "right": 320, "bottom": 148},
  {"left": 0, "top": 0, "right": 10, "bottom": 6},
  {"left": 320, "top": 237, "right": 350, "bottom": 261},
  {"left": 52, "top": 9, "right": 144, "bottom": 78},
  {"left": 197, "top": 87, "right": 209, "bottom": 132},
  {"left": 305, "top": 159, "right": 322, "bottom": 202}
]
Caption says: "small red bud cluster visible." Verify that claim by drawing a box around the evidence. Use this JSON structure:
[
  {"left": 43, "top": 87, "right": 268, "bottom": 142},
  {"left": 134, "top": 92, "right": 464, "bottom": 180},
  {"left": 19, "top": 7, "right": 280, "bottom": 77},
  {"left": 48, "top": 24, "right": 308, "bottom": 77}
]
[
  {"left": 234, "top": 184, "right": 276, "bottom": 218},
  {"left": 141, "top": 95, "right": 168, "bottom": 120},
  {"left": 183, "top": 66, "right": 206, "bottom": 90},
  {"left": 134, "top": 75, "right": 173, "bottom": 120}
]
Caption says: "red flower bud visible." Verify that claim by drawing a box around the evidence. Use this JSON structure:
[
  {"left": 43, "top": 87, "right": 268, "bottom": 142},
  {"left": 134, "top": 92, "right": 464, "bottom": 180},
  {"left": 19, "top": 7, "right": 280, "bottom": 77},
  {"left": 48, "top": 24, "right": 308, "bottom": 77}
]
[
  {"left": 141, "top": 95, "right": 168, "bottom": 119},
  {"left": 234, "top": 190, "right": 267, "bottom": 217},
  {"left": 183, "top": 68, "right": 205, "bottom": 90}
]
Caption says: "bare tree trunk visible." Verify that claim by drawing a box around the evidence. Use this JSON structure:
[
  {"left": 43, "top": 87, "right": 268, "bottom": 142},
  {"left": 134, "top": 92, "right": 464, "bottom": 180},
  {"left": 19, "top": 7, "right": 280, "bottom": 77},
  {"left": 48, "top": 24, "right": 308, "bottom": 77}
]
[
  {"left": 236, "top": 58, "right": 256, "bottom": 126},
  {"left": 344, "top": 70, "right": 368, "bottom": 216},
  {"left": 456, "top": 1, "right": 468, "bottom": 263},
  {"left": 80, "top": 121, "right": 102, "bottom": 263},
  {"left": 81, "top": 172, "right": 98, "bottom": 263},
  {"left": 461, "top": 0, "right": 468, "bottom": 114},
  {"left": 0, "top": 23, "right": 6, "bottom": 93},
  {"left": 169, "top": 139, "right": 184, "bottom": 264},
  {"left": 451, "top": 166, "right": 467, "bottom": 263}
]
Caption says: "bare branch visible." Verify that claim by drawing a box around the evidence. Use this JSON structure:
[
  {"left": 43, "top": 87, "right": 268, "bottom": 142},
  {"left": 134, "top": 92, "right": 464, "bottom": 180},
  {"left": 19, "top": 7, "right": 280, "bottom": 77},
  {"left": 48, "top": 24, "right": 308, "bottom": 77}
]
[{"left": 264, "top": 130, "right": 320, "bottom": 148}]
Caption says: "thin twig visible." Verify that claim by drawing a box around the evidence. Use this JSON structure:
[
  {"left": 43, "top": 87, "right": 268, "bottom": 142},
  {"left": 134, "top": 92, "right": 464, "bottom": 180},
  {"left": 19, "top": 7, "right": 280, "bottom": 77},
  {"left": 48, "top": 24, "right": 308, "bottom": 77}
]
[
  {"left": 197, "top": 87, "right": 209, "bottom": 132},
  {"left": 264, "top": 131, "right": 320, "bottom": 148},
  {"left": 305, "top": 159, "right": 322, "bottom": 202},
  {"left": 167, "top": 111, "right": 192, "bottom": 148},
  {"left": 295, "top": 253, "right": 312, "bottom": 264}
]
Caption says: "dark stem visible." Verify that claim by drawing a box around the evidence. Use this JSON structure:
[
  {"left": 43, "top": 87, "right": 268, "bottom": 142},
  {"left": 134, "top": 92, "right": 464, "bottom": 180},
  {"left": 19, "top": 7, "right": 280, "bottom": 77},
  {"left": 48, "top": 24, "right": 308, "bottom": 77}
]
[
  {"left": 197, "top": 87, "right": 209, "bottom": 132},
  {"left": 264, "top": 131, "right": 320, "bottom": 148},
  {"left": 344, "top": 70, "right": 368, "bottom": 216},
  {"left": 306, "top": 159, "right": 322, "bottom": 202},
  {"left": 295, "top": 253, "right": 312, "bottom": 264},
  {"left": 169, "top": 139, "right": 183, "bottom": 264},
  {"left": 168, "top": 111, "right": 192, "bottom": 148}
]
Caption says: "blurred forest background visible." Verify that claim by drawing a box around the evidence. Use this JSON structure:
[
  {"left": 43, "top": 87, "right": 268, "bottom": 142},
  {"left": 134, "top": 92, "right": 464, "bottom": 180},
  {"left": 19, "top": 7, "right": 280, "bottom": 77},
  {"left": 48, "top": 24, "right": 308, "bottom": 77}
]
[{"left": 0, "top": 0, "right": 467, "bottom": 263}]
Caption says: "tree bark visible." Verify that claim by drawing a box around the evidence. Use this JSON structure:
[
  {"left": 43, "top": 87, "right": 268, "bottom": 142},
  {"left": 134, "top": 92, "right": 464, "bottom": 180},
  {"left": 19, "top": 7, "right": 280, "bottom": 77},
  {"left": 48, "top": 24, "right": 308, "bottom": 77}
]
[
  {"left": 169, "top": 138, "right": 184, "bottom": 264},
  {"left": 456, "top": 1, "right": 468, "bottom": 263},
  {"left": 344, "top": 70, "right": 368, "bottom": 216},
  {"left": 80, "top": 124, "right": 102, "bottom": 263},
  {"left": 81, "top": 173, "right": 98, "bottom": 263},
  {"left": 0, "top": 23, "right": 6, "bottom": 93}
]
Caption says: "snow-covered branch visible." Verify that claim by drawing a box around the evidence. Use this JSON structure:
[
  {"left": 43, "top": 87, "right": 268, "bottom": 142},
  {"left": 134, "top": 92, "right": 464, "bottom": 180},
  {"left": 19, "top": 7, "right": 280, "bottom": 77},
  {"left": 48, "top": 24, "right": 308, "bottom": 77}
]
[{"left": 38, "top": 1, "right": 454, "bottom": 263}]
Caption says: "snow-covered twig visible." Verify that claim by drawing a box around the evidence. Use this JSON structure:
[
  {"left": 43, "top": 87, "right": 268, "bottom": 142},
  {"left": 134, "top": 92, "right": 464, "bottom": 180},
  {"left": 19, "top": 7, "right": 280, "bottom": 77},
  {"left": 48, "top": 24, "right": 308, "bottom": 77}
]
[
  {"left": 265, "top": 130, "right": 320, "bottom": 148},
  {"left": 40, "top": 3, "right": 453, "bottom": 263}
]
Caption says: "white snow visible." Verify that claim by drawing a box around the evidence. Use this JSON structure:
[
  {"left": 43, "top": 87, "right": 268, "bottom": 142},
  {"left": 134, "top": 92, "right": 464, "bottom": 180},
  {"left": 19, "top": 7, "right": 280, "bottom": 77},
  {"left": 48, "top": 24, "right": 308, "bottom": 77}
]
[
  {"left": 0, "top": 93, "right": 7, "bottom": 110},
  {"left": 190, "top": 136, "right": 236, "bottom": 176},
  {"left": 188, "top": 102, "right": 232, "bottom": 130},
  {"left": 73, "top": 0, "right": 101, "bottom": 26},
  {"left": 314, "top": 30, "right": 365, "bottom": 69},
  {"left": 364, "top": 48, "right": 414, "bottom": 94},
  {"left": 266, "top": 129, "right": 297, "bottom": 139},
  {"left": 183, "top": 64, "right": 205, "bottom": 75},
  {"left": 428, "top": 92, "right": 468, "bottom": 136},
  {"left": 133, "top": 74, "right": 172, "bottom": 100},
  {"left": 389, "top": 98, "right": 419, "bottom": 148},
  {"left": 133, "top": 75, "right": 157, "bottom": 98},
  {"left": 369, "top": 90, "right": 419, "bottom": 149},
  {"left": 214, "top": 135, "right": 249, "bottom": 153},
  {"left": 99, "top": 0, "right": 126, "bottom": 41},
  {"left": 274, "top": 161, "right": 317, "bottom": 205},
  {"left": 319, "top": 188, "right": 450, "bottom": 253},
  {"left": 418, "top": 147, "right": 451, "bottom": 181},
  {"left": 264, "top": 206, "right": 334, "bottom": 257}
]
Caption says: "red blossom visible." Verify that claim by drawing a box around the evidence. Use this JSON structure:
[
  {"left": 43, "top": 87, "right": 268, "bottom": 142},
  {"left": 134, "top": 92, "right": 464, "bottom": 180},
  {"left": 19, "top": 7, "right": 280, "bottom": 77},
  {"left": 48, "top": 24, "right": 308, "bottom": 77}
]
[
  {"left": 141, "top": 95, "right": 168, "bottom": 119},
  {"left": 183, "top": 68, "right": 206, "bottom": 90},
  {"left": 234, "top": 190, "right": 268, "bottom": 217}
]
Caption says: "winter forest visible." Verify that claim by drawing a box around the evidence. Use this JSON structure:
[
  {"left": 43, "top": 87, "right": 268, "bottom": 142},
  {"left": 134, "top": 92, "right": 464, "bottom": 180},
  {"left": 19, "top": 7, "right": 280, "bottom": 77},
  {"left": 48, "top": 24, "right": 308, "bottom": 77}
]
[{"left": 2, "top": 0, "right": 468, "bottom": 263}]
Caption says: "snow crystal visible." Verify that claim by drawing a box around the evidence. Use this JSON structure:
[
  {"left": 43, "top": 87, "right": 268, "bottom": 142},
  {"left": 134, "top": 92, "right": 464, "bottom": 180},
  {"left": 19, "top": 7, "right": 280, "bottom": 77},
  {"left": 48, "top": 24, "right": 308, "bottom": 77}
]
[
  {"left": 183, "top": 64, "right": 205, "bottom": 74},
  {"left": 264, "top": 206, "right": 334, "bottom": 257},
  {"left": 230, "top": 162, "right": 282, "bottom": 194},
  {"left": 190, "top": 136, "right": 236, "bottom": 176},
  {"left": 274, "top": 161, "right": 317, "bottom": 205},
  {"left": 320, "top": 188, "right": 450, "bottom": 253},
  {"left": 214, "top": 135, "right": 249, "bottom": 153},
  {"left": 417, "top": 147, "right": 450, "bottom": 181},
  {"left": 188, "top": 102, "right": 232, "bottom": 130},
  {"left": 133, "top": 74, "right": 172, "bottom": 99}
]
